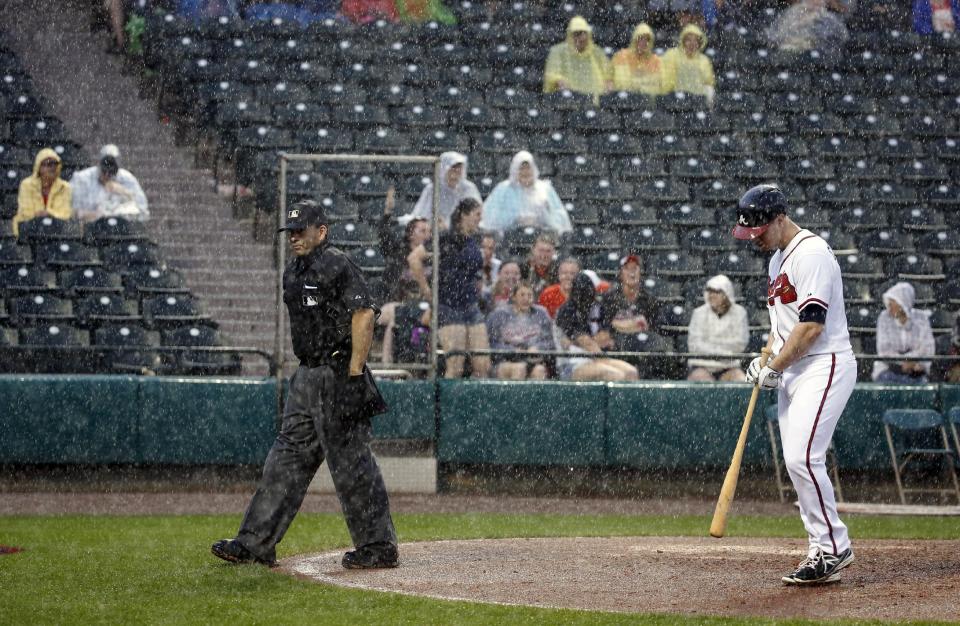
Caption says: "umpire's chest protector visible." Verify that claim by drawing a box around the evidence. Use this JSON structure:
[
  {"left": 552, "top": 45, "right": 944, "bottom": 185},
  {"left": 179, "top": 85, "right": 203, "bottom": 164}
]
[{"left": 283, "top": 246, "right": 353, "bottom": 361}]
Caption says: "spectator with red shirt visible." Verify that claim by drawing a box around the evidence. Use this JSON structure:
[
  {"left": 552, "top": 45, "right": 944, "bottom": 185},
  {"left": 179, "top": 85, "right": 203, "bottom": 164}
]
[
  {"left": 538, "top": 257, "right": 580, "bottom": 318},
  {"left": 523, "top": 233, "right": 560, "bottom": 297}
]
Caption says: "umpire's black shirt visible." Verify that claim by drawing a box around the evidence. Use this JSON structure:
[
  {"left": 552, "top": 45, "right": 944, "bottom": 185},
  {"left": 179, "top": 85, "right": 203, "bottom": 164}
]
[{"left": 283, "top": 241, "right": 377, "bottom": 366}]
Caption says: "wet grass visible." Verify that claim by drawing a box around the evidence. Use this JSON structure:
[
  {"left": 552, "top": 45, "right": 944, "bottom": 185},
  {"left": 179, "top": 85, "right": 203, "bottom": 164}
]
[{"left": 0, "top": 512, "right": 956, "bottom": 625}]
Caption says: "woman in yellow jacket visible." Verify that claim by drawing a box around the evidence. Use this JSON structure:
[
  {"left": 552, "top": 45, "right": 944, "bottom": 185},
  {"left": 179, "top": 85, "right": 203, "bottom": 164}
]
[
  {"left": 611, "top": 23, "right": 666, "bottom": 95},
  {"left": 661, "top": 24, "right": 716, "bottom": 103},
  {"left": 13, "top": 147, "right": 72, "bottom": 237}
]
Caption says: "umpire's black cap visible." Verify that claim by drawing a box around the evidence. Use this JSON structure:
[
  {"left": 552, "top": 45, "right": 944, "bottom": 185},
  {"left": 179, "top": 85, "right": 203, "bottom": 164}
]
[
  {"left": 732, "top": 184, "right": 788, "bottom": 240},
  {"left": 278, "top": 200, "right": 329, "bottom": 232}
]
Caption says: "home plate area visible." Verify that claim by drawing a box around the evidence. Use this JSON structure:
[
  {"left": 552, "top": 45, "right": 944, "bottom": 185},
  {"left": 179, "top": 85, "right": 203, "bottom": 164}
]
[{"left": 281, "top": 536, "right": 960, "bottom": 621}]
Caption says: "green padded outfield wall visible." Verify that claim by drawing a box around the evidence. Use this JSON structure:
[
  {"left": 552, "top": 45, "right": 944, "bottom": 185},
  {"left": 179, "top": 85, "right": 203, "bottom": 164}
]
[
  {"left": 0, "top": 375, "right": 140, "bottom": 463},
  {"left": 437, "top": 380, "right": 607, "bottom": 465},
  {"left": 0, "top": 376, "right": 954, "bottom": 468}
]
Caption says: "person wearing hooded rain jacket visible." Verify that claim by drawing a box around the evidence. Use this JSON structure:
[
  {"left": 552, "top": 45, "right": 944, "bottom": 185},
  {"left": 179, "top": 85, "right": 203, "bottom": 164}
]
[
  {"left": 14, "top": 148, "right": 72, "bottom": 237},
  {"left": 872, "top": 282, "right": 936, "bottom": 383},
  {"left": 765, "top": 0, "right": 849, "bottom": 54},
  {"left": 398, "top": 151, "right": 481, "bottom": 230},
  {"left": 543, "top": 16, "right": 612, "bottom": 104},
  {"left": 480, "top": 151, "right": 573, "bottom": 236},
  {"left": 611, "top": 23, "right": 666, "bottom": 95},
  {"left": 661, "top": 24, "right": 715, "bottom": 102},
  {"left": 686, "top": 274, "right": 749, "bottom": 381}
]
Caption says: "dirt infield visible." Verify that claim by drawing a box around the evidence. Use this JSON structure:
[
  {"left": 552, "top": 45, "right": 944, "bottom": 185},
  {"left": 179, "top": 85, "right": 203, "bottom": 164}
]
[{"left": 284, "top": 536, "right": 960, "bottom": 621}]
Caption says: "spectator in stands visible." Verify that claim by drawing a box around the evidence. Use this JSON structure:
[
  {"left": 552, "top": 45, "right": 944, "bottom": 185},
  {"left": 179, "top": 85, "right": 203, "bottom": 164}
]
[
  {"left": 543, "top": 16, "right": 613, "bottom": 104},
  {"left": 396, "top": 0, "right": 457, "bottom": 24},
  {"left": 872, "top": 282, "right": 936, "bottom": 383},
  {"left": 597, "top": 254, "right": 660, "bottom": 352},
  {"left": 398, "top": 152, "right": 481, "bottom": 231},
  {"left": 686, "top": 274, "right": 749, "bottom": 382},
  {"left": 913, "top": 0, "right": 959, "bottom": 34},
  {"left": 244, "top": 1, "right": 339, "bottom": 25},
  {"left": 378, "top": 187, "right": 431, "bottom": 363},
  {"left": 555, "top": 272, "right": 639, "bottom": 381},
  {"left": 341, "top": 0, "right": 398, "bottom": 23},
  {"left": 662, "top": 24, "right": 716, "bottom": 105},
  {"left": 648, "top": 0, "right": 705, "bottom": 31},
  {"left": 71, "top": 145, "right": 148, "bottom": 223},
  {"left": 480, "top": 151, "right": 572, "bottom": 236},
  {"left": 438, "top": 198, "right": 490, "bottom": 378},
  {"left": 611, "top": 23, "right": 666, "bottom": 96},
  {"left": 486, "top": 281, "right": 556, "bottom": 380},
  {"left": 480, "top": 233, "right": 501, "bottom": 300},
  {"left": 765, "top": 0, "right": 849, "bottom": 54},
  {"left": 538, "top": 257, "right": 580, "bottom": 318},
  {"left": 486, "top": 260, "right": 521, "bottom": 310},
  {"left": 848, "top": 0, "right": 910, "bottom": 31},
  {"left": 13, "top": 148, "right": 72, "bottom": 238},
  {"left": 523, "top": 233, "right": 560, "bottom": 296}
]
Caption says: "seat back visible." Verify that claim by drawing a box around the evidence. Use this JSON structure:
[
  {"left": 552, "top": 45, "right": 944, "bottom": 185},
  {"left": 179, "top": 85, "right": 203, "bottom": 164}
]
[{"left": 882, "top": 409, "right": 944, "bottom": 431}]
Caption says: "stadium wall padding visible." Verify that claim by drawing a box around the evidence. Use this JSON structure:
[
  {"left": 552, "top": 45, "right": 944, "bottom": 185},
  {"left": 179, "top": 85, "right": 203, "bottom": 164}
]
[{"left": 0, "top": 376, "right": 954, "bottom": 469}]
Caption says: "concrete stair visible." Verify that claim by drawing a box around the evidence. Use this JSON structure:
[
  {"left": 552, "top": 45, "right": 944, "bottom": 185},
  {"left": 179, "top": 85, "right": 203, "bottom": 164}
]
[{"left": 0, "top": 0, "right": 282, "bottom": 364}]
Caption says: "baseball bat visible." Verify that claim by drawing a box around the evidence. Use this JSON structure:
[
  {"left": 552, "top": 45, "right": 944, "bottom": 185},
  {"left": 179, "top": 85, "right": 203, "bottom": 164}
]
[{"left": 709, "top": 347, "right": 772, "bottom": 539}]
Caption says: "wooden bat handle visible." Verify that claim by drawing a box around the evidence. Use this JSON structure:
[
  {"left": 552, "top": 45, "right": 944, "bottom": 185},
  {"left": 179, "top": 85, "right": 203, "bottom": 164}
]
[{"left": 709, "top": 348, "right": 772, "bottom": 538}]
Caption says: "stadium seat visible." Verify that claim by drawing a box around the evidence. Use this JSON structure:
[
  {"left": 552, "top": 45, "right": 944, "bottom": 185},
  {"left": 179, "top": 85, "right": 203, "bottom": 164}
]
[
  {"left": 74, "top": 293, "right": 142, "bottom": 329},
  {"left": 837, "top": 255, "right": 884, "bottom": 282},
  {"left": 1, "top": 264, "right": 56, "bottom": 293},
  {"left": 34, "top": 241, "right": 100, "bottom": 270},
  {"left": 883, "top": 409, "right": 959, "bottom": 505},
  {"left": 83, "top": 216, "right": 147, "bottom": 245},
  {"left": 17, "top": 216, "right": 82, "bottom": 243},
  {"left": 647, "top": 251, "right": 704, "bottom": 278},
  {"left": 102, "top": 241, "right": 161, "bottom": 270},
  {"left": 9, "top": 292, "right": 73, "bottom": 324},
  {"left": 0, "top": 240, "right": 31, "bottom": 266},
  {"left": 59, "top": 267, "right": 123, "bottom": 296},
  {"left": 142, "top": 294, "right": 210, "bottom": 330},
  {"left": 622, "top": 228, "right": 679, "bottom": 253},
  {"left": 163, "top": 322, "right": 241, "bottom": 376}
]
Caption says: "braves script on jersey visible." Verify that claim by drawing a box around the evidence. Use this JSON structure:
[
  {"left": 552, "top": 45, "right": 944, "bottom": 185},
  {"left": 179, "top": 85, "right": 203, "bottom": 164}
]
[{"left": 766, "top": 230, "right": 852, "bottom": 355}]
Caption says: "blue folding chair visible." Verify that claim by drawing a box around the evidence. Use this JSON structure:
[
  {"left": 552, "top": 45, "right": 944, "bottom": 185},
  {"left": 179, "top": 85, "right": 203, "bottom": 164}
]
[
  {"left": 948, "top": 407, "right": 960, "bottom": 466},
  {"left": 882, "top": 409, "right": 960, "bottom": 505},
  {"left": 765, "top": 405, "right": 843, "bottom": 504}
]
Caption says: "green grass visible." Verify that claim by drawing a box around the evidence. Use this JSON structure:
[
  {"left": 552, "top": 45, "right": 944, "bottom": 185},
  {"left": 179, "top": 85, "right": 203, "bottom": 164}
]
[{"left": 0, "top": 512, "right": 956, "bottom": 625}]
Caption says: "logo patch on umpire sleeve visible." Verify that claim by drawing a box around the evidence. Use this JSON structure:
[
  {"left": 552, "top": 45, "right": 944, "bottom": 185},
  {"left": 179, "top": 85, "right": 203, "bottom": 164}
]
[{"left": 302, "top": 295, "right": 318, "bottom": 307}]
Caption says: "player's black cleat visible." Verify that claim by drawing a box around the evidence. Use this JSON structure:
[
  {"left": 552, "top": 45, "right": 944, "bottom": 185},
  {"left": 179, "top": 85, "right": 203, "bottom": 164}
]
[
  {"left": 782, "top": 547, "right": 854, "bottom": 585},
  {"left": 211, "top": 538, "right": 278, "bottom": 568},
  {"left": 341, "top": 542, "right": 399, "bottom": 569}
]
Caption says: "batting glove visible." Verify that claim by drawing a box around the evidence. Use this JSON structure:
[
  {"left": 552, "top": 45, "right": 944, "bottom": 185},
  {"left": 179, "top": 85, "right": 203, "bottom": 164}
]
[{"left": 745, "top": 357, "right": 781, "bottom": 389}]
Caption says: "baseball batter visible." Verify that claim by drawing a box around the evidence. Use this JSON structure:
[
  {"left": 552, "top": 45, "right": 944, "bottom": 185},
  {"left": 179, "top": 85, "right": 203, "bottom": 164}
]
[{"left": 733, "top": 184, "right": 856, "bottom": 585}]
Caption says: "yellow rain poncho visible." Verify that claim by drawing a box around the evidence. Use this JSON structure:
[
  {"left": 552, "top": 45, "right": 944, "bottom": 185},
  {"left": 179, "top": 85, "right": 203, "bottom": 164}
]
[
  {"left": 662, "top": 24, "right": 715, "bottom": 96},
  {"left": 543, "top": 16, "right": 612, "bottom": 103},
  {"left": 14, "top": 147, "right": 72, "bottom": 236},
  {"left": 611, "top": 23, "right": 666, "bottom": 95}
]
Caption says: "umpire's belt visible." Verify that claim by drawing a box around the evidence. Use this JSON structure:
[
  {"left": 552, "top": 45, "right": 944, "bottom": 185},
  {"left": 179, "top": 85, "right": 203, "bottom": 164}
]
[{"left": 301, "top": 351, "right": 347, "bottom": 368}]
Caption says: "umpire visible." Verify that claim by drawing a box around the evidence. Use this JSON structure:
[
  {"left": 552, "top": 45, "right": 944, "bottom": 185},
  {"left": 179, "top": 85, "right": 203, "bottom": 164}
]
[{"left": 212, "top": 200, "right": 399, "bottom": 569}]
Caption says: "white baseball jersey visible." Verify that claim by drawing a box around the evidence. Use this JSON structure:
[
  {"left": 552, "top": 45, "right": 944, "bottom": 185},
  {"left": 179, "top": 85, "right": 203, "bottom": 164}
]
[
  {"left": 767, "top": 229, "right": 856, "bottom": 559},
  {"left": 766, "top": 230, "right": 852, "bottom": 359}
]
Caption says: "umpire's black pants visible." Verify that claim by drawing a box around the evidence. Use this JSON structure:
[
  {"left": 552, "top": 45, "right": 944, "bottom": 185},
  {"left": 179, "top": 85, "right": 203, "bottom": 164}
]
[{"left": 236, "top": 364, "right": 397, "bottom": 563}]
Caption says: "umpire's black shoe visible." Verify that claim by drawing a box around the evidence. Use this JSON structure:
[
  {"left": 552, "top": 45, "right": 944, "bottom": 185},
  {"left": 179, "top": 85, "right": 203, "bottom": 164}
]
[
  {"left": 211, "top": 538, "right": 278, "bottom": 568},
  {"left": 341, "top": 542, "right": 399, "bottom": 569},
  {"left": 782, "top": 547, "right": 854, "bottom": 585}
]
